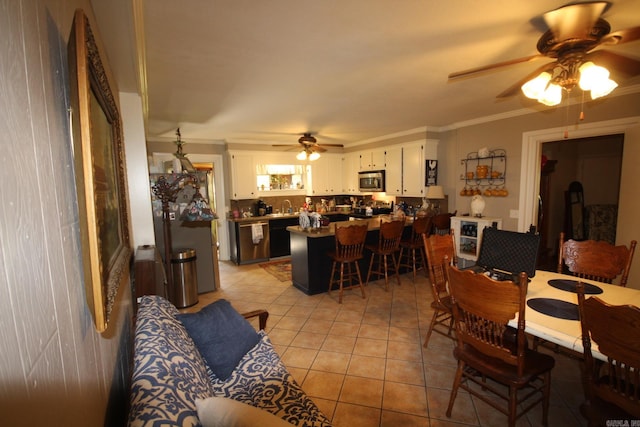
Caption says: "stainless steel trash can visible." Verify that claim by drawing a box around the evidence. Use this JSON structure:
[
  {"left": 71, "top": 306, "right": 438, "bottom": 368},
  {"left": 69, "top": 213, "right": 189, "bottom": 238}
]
[{"left": 171, "top": 248, "right": 198, "bottom": 308}]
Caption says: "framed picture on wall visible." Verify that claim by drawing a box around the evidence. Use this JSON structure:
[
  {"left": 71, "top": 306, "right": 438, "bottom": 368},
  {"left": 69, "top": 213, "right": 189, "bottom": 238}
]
[
  {"left": 426, "top": 160, "right": 438, "bottom": 186},
  {"left": 68, "top": 9, "right": 132, "bottom": 333}
]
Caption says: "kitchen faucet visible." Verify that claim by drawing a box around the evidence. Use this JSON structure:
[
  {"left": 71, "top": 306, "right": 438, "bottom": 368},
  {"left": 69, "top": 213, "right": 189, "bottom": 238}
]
[{"left": 282, "top": 199, "right": 292, "bottom": 214}]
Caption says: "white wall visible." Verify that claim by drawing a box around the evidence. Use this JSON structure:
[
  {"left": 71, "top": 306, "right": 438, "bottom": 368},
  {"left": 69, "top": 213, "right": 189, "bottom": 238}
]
[{"left": 0, "top": 2, "right": 134, "bottom": 425}]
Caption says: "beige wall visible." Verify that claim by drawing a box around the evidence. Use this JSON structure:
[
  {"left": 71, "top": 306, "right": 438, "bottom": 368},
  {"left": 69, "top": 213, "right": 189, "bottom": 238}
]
[
  {"left": 437, "top": 93, "right": 640, "bottom": 288},
  {"left": 0, "top": 2, "right": 134, "bottom": 425}
]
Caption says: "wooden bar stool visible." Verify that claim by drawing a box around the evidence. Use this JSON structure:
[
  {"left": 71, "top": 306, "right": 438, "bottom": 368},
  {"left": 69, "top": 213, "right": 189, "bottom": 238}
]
[
  {"left": 328, "top": 223, "right": 368, "bottom": 303},
  {"left": 366, "top": 218, "right": 405, "bottom": 291},
  {"left": 398, "top": 215, "right": 432, "bottom": 281}
]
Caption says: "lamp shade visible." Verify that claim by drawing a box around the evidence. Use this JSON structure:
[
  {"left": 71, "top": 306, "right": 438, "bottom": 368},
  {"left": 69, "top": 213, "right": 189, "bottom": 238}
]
[{"left": 426, "top": 185, "right": 445, "bottom": 199}]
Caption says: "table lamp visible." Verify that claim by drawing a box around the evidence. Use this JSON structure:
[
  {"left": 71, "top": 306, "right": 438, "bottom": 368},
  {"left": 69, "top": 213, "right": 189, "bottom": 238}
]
[{"left": 426, "top": 185, "right": 445, "bottom": 214}]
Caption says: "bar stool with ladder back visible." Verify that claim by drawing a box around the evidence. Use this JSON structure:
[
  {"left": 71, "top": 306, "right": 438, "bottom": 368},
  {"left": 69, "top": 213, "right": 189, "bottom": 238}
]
[
  {"left": 327, "top": 223, "right": 368, "bottom": 304},
  {"left": 398, "top": 214, "right": 432, "bottom": 281},
  {"left": 430, "top": 211, "right": 456, "bottom": 235},
  {"left": 422, "top": 232, "right": 457, "bottom": 348},
  {"left": 365, "top": 218, "right": 405, "bottom": 291}
]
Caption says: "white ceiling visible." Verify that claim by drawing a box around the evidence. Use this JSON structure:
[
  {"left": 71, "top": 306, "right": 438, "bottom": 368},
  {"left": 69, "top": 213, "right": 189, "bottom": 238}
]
[{"left": 94, "top": 0, "right": 640, "bottom": 148}]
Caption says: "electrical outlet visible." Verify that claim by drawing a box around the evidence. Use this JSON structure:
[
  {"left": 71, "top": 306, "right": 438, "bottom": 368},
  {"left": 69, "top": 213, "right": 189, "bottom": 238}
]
[{"left": 509, "top": 209, "right": 519, "bottom": 219}]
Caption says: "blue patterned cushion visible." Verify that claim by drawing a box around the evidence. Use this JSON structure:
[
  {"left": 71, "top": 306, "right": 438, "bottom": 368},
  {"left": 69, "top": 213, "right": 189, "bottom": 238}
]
[
  {"left": 128, "top": 296, "right": 213, "bottom": 427},
  {"left": 177, "top": 299, "right": 260, "bottom": 381},
  {"left": 209, "top": 332, "right": 333, "bottom": 427}
]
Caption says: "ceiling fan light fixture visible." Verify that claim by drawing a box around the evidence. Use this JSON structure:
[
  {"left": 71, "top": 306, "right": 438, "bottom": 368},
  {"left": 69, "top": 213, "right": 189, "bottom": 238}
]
[
  {"left": 308, "top": 151, "right": 321, "bottom": 161},
  {"left": 539, "top": 83, "right": 563, "bottom": 106},
  {"left": 590, "top": 78, "right": 618, "bottom": 99},
  {"left": 296, "top": 150, "right": 308, "bottom": 161},
  {"left": 521, "top": 72, "right": 552, "bottom": 100}
]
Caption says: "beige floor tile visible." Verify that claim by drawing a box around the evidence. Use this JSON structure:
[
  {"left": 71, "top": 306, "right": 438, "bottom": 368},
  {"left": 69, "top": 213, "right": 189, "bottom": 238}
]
[
  {"left": 310, "top": 351, "right": 351, "bottom": 374},
  {"left": 383, "top": 382, "right": 429, "bottom": 417},
  {"left": 311, "top": 398, "right": 337, "bottom": 422},
  {"left": 427, "top": 387, "right": 477, "bottom": 425},
  {"left": 287, "top": 304, "right": 314, "bottom": 318},
  {"left": 281, "top": 347, "right": 318, "bottom": 369},
  {"left": 387, "top": 339, "right": 423, "bottom": 362},
  {"left": 339, "top": 375, "right": 384, "bottom": 407},
  {"left": 275, "top": 315, "right": 307, "bottom": 331},
  {"left": 347, "top": 354, "right": 386, "bottom": 380},
  {"left": 310, "top": 307, "right": 340, "bottom": 321},
  {"left": 332, "top": 402, "right": 381, "bottom": 427},
  {"left": 335, "top": 309, "right": 365, "bottom": 324},
  {"left": 358, "top": 322, "right": 389, "bottom": 340},
  {"left": 321, "top": 334, "right": 357, "bottom": 353},
  {"left": 301, "top": 318, "right": 334, "bottom": 334},
  {"left": 290, "top": 331, "right": 326, "bottom": 349},
  {"left": 353, "top": 337, "right": 388, "bottom": 358},
  {"left": 328, "top": 321, "right": 360, "bottom": 337},
  {"left": 380, "top": 410, "right": 430, "bottom": 427},
  {"left": 302, "top": 371, "right": 344, "bottom": 401},
  {"left": 267, "top": 328, "right": 298, "bottom": 346},
  {"left": 388, "top": 325, "right": 420, "bottom": 343},
  {"left": 385, "top": 359, "right": 425, "bottom": 386},
  {"left": 286, "top": 366, "right": 308, "bottom": 385}
]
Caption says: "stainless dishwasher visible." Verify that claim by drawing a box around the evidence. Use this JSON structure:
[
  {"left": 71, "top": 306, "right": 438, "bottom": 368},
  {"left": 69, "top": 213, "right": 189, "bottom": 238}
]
[{"left": 237, "top": 221, "right": 270, "bottom": 264}]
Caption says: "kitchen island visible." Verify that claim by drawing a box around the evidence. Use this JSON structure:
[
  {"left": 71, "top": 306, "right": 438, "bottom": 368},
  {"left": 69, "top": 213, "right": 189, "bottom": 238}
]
[{"left": 287, "top": 217, "right": 413, "bottom": 295}]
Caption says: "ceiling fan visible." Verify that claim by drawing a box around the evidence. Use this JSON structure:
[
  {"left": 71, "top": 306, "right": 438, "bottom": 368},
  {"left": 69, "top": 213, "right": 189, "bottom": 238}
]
[
  {"left": 273, "top": 132, "right": 344, "bottom": 160},
  {"left": 448, "top": 1, "right": 640, "bottom": 104}
]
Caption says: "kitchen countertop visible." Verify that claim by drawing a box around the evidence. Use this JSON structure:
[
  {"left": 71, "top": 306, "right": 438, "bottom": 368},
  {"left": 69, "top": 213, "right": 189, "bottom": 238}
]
[
  {"left": 227, "top": 211, "right": 350, "bottom": 223},
  {"left": 287, "top": 216, "right": 413, "bottom": 237}
]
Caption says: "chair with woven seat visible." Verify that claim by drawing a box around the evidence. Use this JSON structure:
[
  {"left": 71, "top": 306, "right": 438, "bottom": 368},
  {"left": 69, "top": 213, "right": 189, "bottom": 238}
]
[
  {"left": 365, "top": 218, "right": 405, "bottom": 291},
  {"left": 576, "top": 282, "right": 640, "bottom": 426},
  {"left": 422, "top": 232, "right": 457, "bottom": 348},
  {"left": 445, "top": 264, "right": 555, "bottom": 427},
  {"left": 557, "top": 231, "right": 636, "bottom": 286},
  {"left": 327, "top": 223, "right": 368, "bottom": 304},
  {"left": 398, "top": 215, "right": 432, "bottom": 281}
]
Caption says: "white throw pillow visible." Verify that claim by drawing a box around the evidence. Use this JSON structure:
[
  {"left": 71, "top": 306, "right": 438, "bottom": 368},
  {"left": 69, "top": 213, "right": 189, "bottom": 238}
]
[{"left": 196, "top": 397, "right": 292, "bottom": 427}]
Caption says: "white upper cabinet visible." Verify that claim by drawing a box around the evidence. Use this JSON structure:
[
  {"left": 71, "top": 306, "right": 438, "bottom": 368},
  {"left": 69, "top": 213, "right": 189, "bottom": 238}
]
[
  {"left": 384, "top": 146, "right": 403, "bottom": 195},
  {"left": 401, "top": 142, "right": 424, "bottom": 196},
  {"left": 308, "top": 154, "right": 342, "bottom": 195},
  {"left": 359, "top": 149, "right": 386, "bottom": 171},
  {"left": 342, "top": 153, "right": 359, "bottom": 194},
  {"left": 229, "top": 152, "right": 257, "bottom": 199}
]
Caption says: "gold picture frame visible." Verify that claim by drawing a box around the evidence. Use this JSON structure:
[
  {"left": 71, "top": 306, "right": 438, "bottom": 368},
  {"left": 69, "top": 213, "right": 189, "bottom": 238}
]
[{"left": 68, "top": 10, "right": 132, "bottom": 333}]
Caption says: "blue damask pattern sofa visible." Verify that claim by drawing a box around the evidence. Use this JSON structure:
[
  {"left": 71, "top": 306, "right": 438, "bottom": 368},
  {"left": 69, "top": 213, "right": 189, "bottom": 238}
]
[{"left": 128, "top": 295, "right": 332, "bottom": 426}]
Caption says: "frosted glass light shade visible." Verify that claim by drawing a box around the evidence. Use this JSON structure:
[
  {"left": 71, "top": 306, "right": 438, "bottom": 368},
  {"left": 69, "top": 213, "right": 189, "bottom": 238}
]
[
  {"left": 521, "top": 72, "right": 552, "bottom": 100},
  {"left": 538, "top": 83, "right": 562, "bottom": 106},
  {"left": 308, "top": 151, "right": 321, "bottom": 161},
  {"left": 296, "top": 150, "right": 308, "bottom": 160}
]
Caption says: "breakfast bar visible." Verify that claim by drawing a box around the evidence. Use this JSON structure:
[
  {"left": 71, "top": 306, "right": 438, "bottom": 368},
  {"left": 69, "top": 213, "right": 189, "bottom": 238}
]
[{"left": 287, "top": 217, "right": 412, "bottom": 295}]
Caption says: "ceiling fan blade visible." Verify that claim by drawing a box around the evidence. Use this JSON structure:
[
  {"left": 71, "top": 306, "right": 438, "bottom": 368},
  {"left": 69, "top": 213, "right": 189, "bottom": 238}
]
[
  {"left": 586, "top": 50, "right": 640, "bottom": 78},
  {"left": 543, "top": 1, "right": 608, "bottom": 41},
  {"left": 600, "top": 25, "right": 640, "bottom": 45},
  {"left": 496, "top": 61, "right": 557, "bottom": 98},
  {"left": 313, "top": 146, "right": 327, "bottom": 153},
  {"left": 318, "top": 143, "right": 344, "bottom": 148},
  {"left": 448, "top": 54, "right": 542, "bottom": 80}
]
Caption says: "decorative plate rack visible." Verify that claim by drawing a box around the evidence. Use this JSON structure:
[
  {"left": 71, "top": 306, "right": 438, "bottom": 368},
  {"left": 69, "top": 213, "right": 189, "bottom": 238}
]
[{"left": 459, "top": 149, "right": 508, "bottom": 197}]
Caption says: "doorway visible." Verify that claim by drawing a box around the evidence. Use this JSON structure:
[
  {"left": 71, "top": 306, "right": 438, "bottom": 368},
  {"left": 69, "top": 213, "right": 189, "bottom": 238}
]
[{"left": 536, "top": 135, "right": 624, "bottom": 270}]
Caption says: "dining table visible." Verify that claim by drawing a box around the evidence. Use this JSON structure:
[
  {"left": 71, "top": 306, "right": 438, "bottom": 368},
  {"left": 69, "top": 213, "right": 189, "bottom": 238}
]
[{"left": 512, "top": 269, "right": 640, "bottom": 361}]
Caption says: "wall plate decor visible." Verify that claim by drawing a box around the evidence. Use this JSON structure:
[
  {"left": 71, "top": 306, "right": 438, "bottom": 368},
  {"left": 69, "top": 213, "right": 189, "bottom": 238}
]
[{"left": 68, "top": 9, "right": 132, "bottom": 333}]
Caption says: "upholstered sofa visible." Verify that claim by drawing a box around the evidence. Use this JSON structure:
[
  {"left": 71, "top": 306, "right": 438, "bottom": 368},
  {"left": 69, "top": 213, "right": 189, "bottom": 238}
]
[{"left": 128, "top": 295, "right": 332, "bottom": 427}]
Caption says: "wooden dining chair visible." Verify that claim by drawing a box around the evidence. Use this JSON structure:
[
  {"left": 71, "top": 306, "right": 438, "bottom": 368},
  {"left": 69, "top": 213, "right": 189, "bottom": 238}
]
[
  {"left": 422, "top": 232, "right": 457, "bottom": 348},
  {"left": 365, "top": 218, "right": 405, "bottom": 291},
  {"left": 576, "top": 282, "right": 640, "bottom": 425},
  {"left": 445, "top": 264, "right": 555, "bottom": 427},
  {"left": 398, "top": 215, "right": 432, "bottom": 281},
  {"left": 327, "top": 224, "right": 369, "bottom": 304},
  {"left": 557, "top": 231, "right": 637, "bottom": 286},
  {"left": 430, "top": 211, "right": 456, "bottom": 235}
]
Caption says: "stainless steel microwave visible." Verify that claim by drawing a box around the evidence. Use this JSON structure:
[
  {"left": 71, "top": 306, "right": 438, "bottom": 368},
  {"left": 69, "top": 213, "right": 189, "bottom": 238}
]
[{"left": 358, "top": 170, "right": 385, "bottom": 192}]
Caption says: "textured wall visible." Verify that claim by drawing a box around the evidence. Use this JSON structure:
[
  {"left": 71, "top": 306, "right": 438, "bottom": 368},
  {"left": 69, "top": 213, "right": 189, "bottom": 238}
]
[{"left": 0, "top": 1, "right": 134, "bottom": 425}]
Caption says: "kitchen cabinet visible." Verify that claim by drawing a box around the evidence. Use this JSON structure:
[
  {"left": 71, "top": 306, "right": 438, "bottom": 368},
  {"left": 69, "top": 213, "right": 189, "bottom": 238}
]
[
  {"left": 401, "top": 142, "right": 425, "bottom": 196},
  {"left": 229, "top": 152, "right": 257, "bottom": 199},
  {"left": 308, "top": 154, "right": 342, "bottom": 195},
  {"left": 451, "top": 216, "right": 502, "bottom": 268},
  {"left": 342, "top": 153, "right": 360, "bottom": 193},
  {"left": 384, "top": 146, "right": 403, "bottom": 195},
  {"left": 359, "top": 149, "right": 385, "bottom": 171},
  {"left": 269, "top": 217, "right": 299, "bottom": 258}
]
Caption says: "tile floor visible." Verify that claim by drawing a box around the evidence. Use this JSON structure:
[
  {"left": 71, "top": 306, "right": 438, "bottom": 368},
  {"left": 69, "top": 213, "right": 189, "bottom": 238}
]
[{"left": 182, "top": 259, "right": 587, "bottom": 426}]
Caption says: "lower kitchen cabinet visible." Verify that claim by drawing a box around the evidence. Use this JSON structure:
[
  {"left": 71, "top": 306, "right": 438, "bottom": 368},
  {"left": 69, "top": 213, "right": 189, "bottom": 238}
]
[
  {"left": 269, "top": 217, "right": 300, "bottom": 258},
  {"left": 451, "top": 216, "right": 502, "bottom": 268}
]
